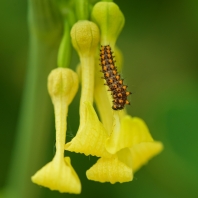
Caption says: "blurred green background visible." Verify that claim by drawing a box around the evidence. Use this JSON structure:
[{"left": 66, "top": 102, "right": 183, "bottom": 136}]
[{"left": 1, "top": 0, "right": 198, "bottom": 198}]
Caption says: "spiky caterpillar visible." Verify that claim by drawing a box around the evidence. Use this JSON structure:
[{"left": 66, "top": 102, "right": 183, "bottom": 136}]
[{"left": 100, "top": 45, "right": 131, "bottom": 110}]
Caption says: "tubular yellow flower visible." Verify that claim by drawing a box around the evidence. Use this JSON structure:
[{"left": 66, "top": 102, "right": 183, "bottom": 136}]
[
  {"left": 84, "top": 3, "right": 131, "bottom": 183},
  {"left": 92, "top": 1, "right": 126, "bottom": 135},
  {"left": 86, "top": 116, "right": 163, "bottom": 183},
  {"left": 106, "top": 116, "right": 163, "bottom": 172},
  {"left": 85, "top": 2, "right": 164, "bottom": 184},
  {"left": 31, "top": 68, "right": 81, "bottom": 194},
  {"left": 65, "top": 20, "right": 110, "bottom": 158}
]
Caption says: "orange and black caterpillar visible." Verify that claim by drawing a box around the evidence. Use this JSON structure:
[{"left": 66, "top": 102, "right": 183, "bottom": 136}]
[{"left": 100, "top": 45, "right": 131, "bottom": 110}]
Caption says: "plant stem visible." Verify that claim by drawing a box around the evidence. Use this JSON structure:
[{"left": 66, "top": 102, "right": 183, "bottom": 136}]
[
  {"left": 75, "top": 0, "right": 89, "bottom": 20},
  {"left": 57, "top": 21, "right": 71, "bottom": 68}
]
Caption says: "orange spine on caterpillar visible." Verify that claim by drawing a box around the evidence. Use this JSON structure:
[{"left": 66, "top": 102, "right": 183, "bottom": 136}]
[{"left": 100, "top": 45, "right": 131, "bottom": 110}]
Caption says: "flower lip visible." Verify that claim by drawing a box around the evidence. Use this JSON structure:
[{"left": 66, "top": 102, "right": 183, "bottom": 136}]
[
  {"left": 31, "top": 156, "right": 81, "bottom": 194},
  {"left": 105, "top": 116, "right": 154, "bottom": 155}
]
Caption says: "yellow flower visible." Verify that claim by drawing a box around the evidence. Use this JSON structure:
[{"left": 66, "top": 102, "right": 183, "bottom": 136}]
[
  {"left": 86, "top": 2, "right": 163, "bottom": 183},
  {"left": 88, "top": 44, "right": 164, "bottom": 184},
  {"left": 31, "top": 68, "right": 81, "bottom": 194},
  {"left": 86, "top": 114, "right": 163, "bottom": 183},
  {"left": 65, "top": 20, "right": 111, "bottom": 158},
  {"left": 105, "top": 116, "right": 164, "bottom": 174},
  {"left": 65, "top": 2, "right": 163, "bottom": 184},
  {"left": 106, "top": 116, "right": 153, "bottom": 154}
]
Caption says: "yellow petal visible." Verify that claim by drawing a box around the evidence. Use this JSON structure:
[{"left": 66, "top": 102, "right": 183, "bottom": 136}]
[
  {"left": 117, "top": 148, "right": 133, "bottom": 169},
  {"left": 65, "top": 101, "right": 111, "bottom": 158},
  {"left": 106, "top": 115, "right": 153, "bottom": 154},
  {"left": 130, "top": 141, "right": 164, "bottom": 173},
  {"left": 86, "top": 153, "right": 133, "bottom": 184},
  {"left": 31, "top": 157, "right": 81, "bottom": 194}
]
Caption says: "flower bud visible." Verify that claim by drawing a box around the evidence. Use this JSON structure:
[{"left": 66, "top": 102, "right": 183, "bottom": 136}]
[
  {"left": 91, "top": 2, "right": 125, "bottom": 47},
  {"left": 48, "top": 68, "right": 78, "bottom": 105},
  {"left": 70, "top": 20, "right": 100, "bottom": 57}
]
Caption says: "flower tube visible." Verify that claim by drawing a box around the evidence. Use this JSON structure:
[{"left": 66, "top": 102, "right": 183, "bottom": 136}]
[
  {"left": 31, "top": 68, "right": 81, "bottom": 194},
  {"left": 65, "top": 20, "right": 110, "bottom": 158}
]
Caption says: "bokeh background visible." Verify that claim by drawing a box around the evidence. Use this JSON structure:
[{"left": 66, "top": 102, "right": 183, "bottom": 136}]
[{"left": 1, "top": 0, "right": 198, "bottom": 198}]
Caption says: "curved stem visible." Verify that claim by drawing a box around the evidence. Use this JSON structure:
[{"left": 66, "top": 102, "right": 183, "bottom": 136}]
[
  {"left": 57, "top": 21, "right": 71, "bottom": 68},
  {"left": 75, "top": 0, "right": 89, "bottom": 20}
]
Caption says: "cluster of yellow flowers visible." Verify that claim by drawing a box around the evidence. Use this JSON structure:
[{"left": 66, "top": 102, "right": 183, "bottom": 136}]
[{"left": 31, "top": 1, "right": 163, "bottom": 194}]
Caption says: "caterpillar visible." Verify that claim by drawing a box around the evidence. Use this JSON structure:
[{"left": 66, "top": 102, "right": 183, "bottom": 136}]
[{"left": 100, "top": 45, "right": 131, "bottom": 110}]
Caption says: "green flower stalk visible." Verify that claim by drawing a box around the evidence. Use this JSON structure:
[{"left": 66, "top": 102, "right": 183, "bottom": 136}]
[
  {"left": 32, "top": 68, "right": 81, "bottom": 194},
  {"left": 75, "top": 0, "right": 89, "bottom": 20}
]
